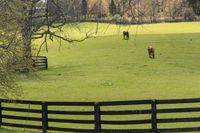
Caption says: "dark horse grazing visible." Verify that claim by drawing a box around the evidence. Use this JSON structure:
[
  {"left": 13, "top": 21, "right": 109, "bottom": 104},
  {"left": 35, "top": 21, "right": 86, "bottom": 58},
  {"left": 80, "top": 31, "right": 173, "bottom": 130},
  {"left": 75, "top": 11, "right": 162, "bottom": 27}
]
[
  {"left": 148, "top": 46, "right": 155, "bottom": 59},
  {"left": 123, "top": 31, "right": 129, "bottom": 40}
]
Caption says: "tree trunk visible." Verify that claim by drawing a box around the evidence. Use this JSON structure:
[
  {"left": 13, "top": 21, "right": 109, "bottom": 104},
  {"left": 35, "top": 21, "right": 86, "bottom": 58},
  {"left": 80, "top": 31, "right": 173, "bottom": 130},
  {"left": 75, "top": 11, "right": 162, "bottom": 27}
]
[{"left": 20, "top": 6, "right": 33, "bottom": 72}]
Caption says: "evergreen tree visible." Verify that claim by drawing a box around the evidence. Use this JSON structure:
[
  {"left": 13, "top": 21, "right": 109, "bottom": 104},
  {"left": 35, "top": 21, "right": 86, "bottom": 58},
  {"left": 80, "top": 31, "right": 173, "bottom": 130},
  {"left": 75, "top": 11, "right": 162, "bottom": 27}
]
[
  {"left": 82, "top": 0, "right": 88, "bottom": 17},
  {"left": 109, "top": 0, "right": 117, "bottom": 16}
]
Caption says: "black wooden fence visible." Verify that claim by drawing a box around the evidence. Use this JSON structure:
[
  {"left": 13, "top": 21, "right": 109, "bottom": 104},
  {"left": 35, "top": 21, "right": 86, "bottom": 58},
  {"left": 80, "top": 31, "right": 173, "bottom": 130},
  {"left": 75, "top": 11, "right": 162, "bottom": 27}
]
[
  {"left": 1, "top": 98, "right": 200, "bottom": 133},
  {"left": 32, "top": 56, "right": 48, "bottom": 69}
]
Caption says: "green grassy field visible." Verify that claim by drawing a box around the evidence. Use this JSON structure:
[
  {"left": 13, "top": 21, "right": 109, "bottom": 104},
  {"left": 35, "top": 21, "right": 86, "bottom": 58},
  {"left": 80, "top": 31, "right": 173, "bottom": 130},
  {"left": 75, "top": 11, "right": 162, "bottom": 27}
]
[
  {"left": 16, "top": 22, "right": 200, "bottom": 102},
  {"left": 2, "top": 22, "right": 200, "bottom": 132}
]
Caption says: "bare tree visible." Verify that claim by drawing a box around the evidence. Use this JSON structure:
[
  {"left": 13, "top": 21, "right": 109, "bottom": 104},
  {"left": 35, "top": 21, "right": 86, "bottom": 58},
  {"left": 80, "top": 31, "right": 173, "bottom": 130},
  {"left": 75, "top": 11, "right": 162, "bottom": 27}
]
[
  {"left": 0, "top": 0, "right": 95, "bottom": 97},
  {"left": 16, "top": 0, "right": 95, "bottom": 70}
]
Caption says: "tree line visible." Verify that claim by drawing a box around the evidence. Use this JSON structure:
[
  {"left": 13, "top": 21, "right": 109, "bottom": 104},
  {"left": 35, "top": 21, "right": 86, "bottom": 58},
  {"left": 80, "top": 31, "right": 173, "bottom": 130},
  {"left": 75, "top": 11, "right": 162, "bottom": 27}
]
[{"left": 47, "top": 0, "right": 200, "bottom": 23}]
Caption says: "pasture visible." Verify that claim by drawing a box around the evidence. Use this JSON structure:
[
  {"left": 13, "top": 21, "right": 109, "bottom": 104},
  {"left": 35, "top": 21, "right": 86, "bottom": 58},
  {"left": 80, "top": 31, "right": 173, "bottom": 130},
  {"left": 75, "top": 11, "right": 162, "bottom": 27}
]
[
  {"left": 2, "top": 22, "right": 200, "bottom": 132},
  {"left": 17, "top": 22, "right": 200, "bottom": 102}
]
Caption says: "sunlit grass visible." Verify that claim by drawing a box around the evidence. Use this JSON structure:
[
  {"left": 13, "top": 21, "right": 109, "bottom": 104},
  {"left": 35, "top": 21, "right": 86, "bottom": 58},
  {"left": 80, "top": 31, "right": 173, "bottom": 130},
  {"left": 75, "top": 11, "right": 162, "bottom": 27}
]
[
  {"left": 16, "top": 32, "right": 200, "bottom": 102},
  {"left": 2, "top": 22, "right": 200, "bottom": 132}
]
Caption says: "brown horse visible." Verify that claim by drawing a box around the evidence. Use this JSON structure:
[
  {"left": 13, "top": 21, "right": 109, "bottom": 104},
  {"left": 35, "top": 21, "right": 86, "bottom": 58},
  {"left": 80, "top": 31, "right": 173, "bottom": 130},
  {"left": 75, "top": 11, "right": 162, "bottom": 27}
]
[{"left": 148, "top": 46, "right": 155, "bottom": 59}]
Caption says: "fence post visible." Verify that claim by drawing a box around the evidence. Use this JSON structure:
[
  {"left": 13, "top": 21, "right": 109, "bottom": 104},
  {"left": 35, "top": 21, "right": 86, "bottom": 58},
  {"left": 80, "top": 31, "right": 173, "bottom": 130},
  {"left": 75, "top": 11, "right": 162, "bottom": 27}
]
[
  {"left": 45, "top": 58, "right": 48, "bottom": 69},
  {"left": 94, "top": 102, "right": 101, "bottom": 133},
  {"left": 0, "top": 101, "right": 2, "bottom": 128},
  {"left": 151, "top": 100, "right": 157, "bottom": 133},
  {"left": 42, "top": 102, "right": 48, "bottom": 133}
]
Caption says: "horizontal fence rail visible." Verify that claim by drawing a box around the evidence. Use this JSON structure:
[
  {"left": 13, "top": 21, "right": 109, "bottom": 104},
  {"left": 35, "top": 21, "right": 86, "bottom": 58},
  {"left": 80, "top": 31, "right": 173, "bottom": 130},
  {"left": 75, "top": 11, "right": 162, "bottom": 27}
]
[
  {"left": 32, "top": 56, "right": 48, "bottom": 69},
  {"left": 1, "top": 98, "right": 200, "bottom": 133}
]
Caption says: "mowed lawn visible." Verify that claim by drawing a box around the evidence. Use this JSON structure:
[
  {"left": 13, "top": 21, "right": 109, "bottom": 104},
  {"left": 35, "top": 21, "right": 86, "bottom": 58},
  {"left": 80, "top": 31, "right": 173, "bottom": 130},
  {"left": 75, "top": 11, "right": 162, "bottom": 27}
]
[{"left": 15, "top": 22, "right": 200, "bottom": 102}]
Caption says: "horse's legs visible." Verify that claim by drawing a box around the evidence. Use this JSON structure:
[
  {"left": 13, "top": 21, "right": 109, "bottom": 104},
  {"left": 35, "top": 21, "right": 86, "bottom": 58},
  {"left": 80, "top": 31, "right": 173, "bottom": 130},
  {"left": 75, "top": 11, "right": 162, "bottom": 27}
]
[
  {"left": 148, "top": 49, "right": 151, "bottom": 58},
  {"left": 148, "top": 51, "right": 151, "bottom": 58},
  {"left": 152, "top": 53, "right": 155, "bottom": 59}
]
